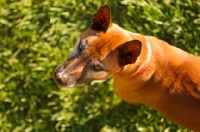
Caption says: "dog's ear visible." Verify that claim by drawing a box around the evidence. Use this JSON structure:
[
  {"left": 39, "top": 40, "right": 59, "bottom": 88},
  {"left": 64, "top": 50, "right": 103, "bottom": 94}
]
[
  {"left": 117, "top": 40, "right": 142, "bottom": 66},
  {"left": 91, "top": 5, "right": 112, "bottom": 32}
]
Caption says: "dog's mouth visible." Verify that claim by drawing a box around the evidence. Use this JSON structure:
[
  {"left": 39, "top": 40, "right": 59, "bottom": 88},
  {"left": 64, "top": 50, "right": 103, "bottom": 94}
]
[{"left": 53, "top": 67, "right": 97, "bottom": 88}]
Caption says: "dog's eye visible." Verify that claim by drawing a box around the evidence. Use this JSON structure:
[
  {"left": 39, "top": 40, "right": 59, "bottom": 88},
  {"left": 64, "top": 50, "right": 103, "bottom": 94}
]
[
  {"left": 79, "top": 40, "right": 88, "bottom": 52},
  {"left": 92, "top": 62, "right": 104, "bottom": 71},
  {"left": 79, "top": 44, "right": 83, "bottom": 52},
  {"left": 94, "top": 64, "right": 101, "bottom": 70}
]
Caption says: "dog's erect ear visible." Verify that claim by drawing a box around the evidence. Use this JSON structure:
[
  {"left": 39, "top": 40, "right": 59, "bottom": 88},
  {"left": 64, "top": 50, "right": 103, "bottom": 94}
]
[
  {"left": 91, "top": 5, "right": 112, "bottom": 32},
  {"left": 117, "top": 40, "right": 142, "bottom": 66}
]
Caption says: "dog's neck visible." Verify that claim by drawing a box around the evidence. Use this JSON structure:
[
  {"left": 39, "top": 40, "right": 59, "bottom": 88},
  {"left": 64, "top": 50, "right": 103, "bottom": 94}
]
[
  {"left": 131, "top": 41, "right": 152, "bottom": 76},
  {"left": 115, "top": 33, "right": 152, "bottom": 78}
]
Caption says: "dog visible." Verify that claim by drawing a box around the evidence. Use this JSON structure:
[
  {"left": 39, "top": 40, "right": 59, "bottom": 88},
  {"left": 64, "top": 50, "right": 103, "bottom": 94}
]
[{"left": 54, "top": 5, "right": 200, "bottom": 131}]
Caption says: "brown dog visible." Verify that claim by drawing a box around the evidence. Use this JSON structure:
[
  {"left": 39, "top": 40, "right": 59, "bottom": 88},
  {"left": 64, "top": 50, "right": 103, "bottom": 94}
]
[{"left": 54, "top": 5, "right": 200, "bottom": 131}]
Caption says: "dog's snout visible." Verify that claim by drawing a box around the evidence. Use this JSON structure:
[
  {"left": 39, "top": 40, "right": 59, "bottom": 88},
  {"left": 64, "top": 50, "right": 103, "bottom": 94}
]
[
  {"left": 61, "top": 63, "right": 68, "bottom": 69},
  {"left": 54, "top": 71, "right": 64, "bottom": 84},
  {"left": 53, "top": 64, "right": 69, "bottom": 85},
  {"left": 53, "top": 58, "right": 85, "bottom": 87}
]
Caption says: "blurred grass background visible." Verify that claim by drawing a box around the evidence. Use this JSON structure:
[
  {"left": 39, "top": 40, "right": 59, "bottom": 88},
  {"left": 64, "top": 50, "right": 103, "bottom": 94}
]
[{"left": 0, "top": 0, "right": 200, "bottom": 132}]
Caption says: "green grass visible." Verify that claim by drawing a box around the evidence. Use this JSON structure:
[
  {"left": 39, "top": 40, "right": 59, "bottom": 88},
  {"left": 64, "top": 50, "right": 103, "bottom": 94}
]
[{"left": 0, "top": 0, "right": 199, "bottom": 131}]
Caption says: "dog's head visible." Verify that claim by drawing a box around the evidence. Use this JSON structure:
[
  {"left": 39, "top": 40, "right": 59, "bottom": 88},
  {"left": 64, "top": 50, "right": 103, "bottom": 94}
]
[{"left": 53, "top": 5, "right": 142, "bottom": 87}]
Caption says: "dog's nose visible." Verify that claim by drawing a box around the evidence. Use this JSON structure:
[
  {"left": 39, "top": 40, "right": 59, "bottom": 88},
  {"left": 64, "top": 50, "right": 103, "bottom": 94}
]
[
  {"left": 54, "top": 72, "right": 62, "bottom": 84},
  {"left": 54, "top": 71, "right": 66, "bottom": 85}
]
